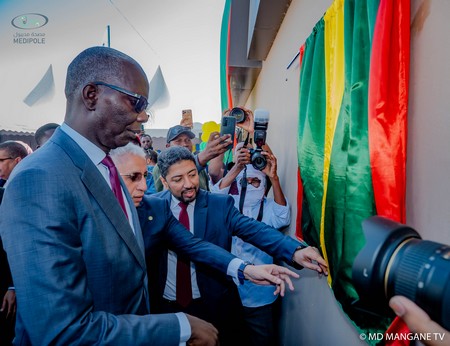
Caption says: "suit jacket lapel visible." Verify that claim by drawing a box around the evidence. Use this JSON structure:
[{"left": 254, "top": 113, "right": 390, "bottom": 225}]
[
  {"left": 52, "top": 129, "right": 146, "bottom": 270},
  {"left": 194, "top": 190, "right": 208, "bottom": 239}
]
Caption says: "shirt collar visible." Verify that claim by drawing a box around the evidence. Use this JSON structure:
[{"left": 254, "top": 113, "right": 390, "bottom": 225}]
[{"left": 60, "top": 122, "right": 107, "bottom": 165}]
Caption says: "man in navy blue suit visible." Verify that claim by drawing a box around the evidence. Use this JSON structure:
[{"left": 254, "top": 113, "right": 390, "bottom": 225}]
[{"left": 138, "top": 146, "right": 328, "bottom": 345}]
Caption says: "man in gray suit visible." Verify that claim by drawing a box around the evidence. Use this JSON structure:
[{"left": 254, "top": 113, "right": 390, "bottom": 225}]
[{"left": 0, "top": 46, "right": 298, "bottom": 346}]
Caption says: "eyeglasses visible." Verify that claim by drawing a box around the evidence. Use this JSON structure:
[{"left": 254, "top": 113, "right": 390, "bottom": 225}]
[
  {"left": 0, "top": 157, "right": 14, "bottom": 163},
  {"left": 121, "top": 171, "right": 148, "bottom": 182},
  {"left": 94, "top": 81, "right": 149, "bottom": 114},
  {"left": 239, "top": 177, "right": 261, "bottom": 188}
]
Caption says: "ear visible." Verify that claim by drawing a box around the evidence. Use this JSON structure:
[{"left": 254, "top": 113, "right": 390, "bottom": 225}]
[
  {"left": 82, "top": 83, "right": 98, "bottom": 111},
  {"left": 160, "top": 176, "right": 169, "bottom": 190},
  {"left": 165, "top": 143, "right": 170, "bottom": 148}
]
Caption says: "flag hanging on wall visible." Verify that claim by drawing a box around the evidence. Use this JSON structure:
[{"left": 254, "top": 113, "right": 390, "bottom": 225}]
[{"left": 296, "top": 0, "right": 410, "bottom": 338}]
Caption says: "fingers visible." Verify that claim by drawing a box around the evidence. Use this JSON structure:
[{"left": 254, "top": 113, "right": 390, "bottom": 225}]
[{"left": 389, "top": 296, "right": 449, "bottom": 343}]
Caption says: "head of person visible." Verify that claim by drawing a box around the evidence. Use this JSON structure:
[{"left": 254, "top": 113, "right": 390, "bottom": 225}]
[
  {"left": 165, "top": 125, "right": 195, "bottom": 151},
  {"left": 145, "top": 149, "right": 158, "bottom": 166},
  {"left": 158, "top": 146, "right": 199, "bottom": 203},
  {"left": 64, "top": 46, "right": 150, "bottom": 153},
  {"left": 237, "top": 164, "right": 266, "bottom": 208},
  {"left": 35, "top": 123, "right": 59, "bottom": 148},
  {"left": 110, "top": 143, "right": 148, "bottom": 206},
  {"left": 0, "top": 141, "right": 29, "bottom": 180},
  {"left": 140, "top": 134, "right": 153, "bottom": 149}
]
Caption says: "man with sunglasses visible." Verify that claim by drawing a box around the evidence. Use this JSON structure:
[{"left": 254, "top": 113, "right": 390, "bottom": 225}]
[
  {"left": 0, "top": 141, "right": 28, "bottom": 345},
  {"left": 0, "top": 46, "right": 223, "bottom": 346}
]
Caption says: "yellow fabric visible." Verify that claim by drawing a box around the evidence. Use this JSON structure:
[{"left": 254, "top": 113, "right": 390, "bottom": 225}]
[{"left": 321, "top": 0, "right": 345, "bottom": 286}]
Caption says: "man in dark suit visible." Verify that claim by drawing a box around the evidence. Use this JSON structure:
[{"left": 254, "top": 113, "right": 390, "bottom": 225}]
[
  {"left": 0, "top": 141, "right": 29, "bottom": 345},
  {"left": 0, "top": 46, "right": 222, "bottom": 345},
  {"left": 139, "top": 146, "right": 328, "bottom": 345}
]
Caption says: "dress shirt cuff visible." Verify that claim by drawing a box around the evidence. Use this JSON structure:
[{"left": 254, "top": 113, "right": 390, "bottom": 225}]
[
  {"left": 176, "top": 312, "right": 191, "bottom": 345},
  {"left": 7, "top": 287, "right": 15, "bottom": 290},
  {"left": 228, "top": 258, "right": 244, "bottom": 285}
]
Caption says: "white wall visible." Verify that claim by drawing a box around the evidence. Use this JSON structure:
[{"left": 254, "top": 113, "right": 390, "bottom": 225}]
[{"left": 245, "top": 0, "right": 450, "bottom": 344}]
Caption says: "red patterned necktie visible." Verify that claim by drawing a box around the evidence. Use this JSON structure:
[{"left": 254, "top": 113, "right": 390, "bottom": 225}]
[
  {"left": 101, "top": 155, "right": 128, "bottom": 218},
  {"left": 176, "top": 202, "right": 193, "bottom": 307}
]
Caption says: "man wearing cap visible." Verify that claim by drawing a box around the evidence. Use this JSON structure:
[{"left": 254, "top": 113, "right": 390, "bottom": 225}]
[{"left": 152, "top": 125, "right": 231, "bottom": 192}]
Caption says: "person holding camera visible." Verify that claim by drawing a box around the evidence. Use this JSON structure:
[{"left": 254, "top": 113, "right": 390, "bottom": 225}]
[{"left": 210, "top": 142, "right": 293, "bottom": 346}]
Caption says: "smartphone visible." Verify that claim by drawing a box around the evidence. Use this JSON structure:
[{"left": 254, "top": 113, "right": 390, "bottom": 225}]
[
  {"left": 181, "top": 109, "right": 193, "bottom": 128},
  {"left": 220, "top": 116, "right": 236, "bottom": 150}
]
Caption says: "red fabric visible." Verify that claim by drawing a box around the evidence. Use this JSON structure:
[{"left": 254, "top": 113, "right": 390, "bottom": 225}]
[
  {"left": 296, "top": 44, "right": 306, "bottom": 240},
  {"left": 384, "top": 317, "right": 411, "bottom": 346},
  {"left": 176, "top": 202, "right": 193, "bottom": 307},
  {"left": 368, "top": 0, "right": 411, "bottom": 342},
  {"left": 368, "top": 0, "right": 410, "bottom": 224},
  {"left": 296, "top": 167, "right": 304, "bottom": 240},
  {"left": 101, "top": 155, "right": 128, "bottom": 219}
]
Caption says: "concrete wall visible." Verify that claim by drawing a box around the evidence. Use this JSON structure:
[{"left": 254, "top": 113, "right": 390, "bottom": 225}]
[{"left": 245, "top": 0, "right": 450, "bottom": 344}]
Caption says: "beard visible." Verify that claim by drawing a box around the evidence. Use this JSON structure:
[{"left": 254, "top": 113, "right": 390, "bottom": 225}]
[{"left": 175, "top": 186, "right": 198, "bottom": 204}]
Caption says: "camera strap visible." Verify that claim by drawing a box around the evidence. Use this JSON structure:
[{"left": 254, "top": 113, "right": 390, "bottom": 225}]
[{"left": 238, "top": 167, "right": 264, "bottom": 221}]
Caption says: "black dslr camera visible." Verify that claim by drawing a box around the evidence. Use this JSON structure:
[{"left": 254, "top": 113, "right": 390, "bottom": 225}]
[
  {"left": 352, "top": 216, "right": 450, "bottom": 329},
  {"left": 249, "top": 109, "right": 269, "bottom": 171}
]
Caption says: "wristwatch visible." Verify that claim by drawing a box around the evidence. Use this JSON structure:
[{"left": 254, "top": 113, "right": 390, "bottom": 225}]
[{"left": 238, "top": 261, "right": 252, "bottom": 284}]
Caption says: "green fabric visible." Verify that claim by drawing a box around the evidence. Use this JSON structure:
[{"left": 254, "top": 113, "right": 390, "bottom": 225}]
[
  {"left": 298, "top": 0, "right": 391, "bottom": 338},
  {"left": 297, "top": 19, "right": 327, "bottom": 248},
  {"left": 220, "top": 0, "right": 232, "bottom": 112}
]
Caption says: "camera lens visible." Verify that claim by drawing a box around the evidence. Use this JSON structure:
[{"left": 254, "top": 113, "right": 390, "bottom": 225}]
[
  {"left": 229, "top": 107, "right": 246, "bottom": 123},
  {"left": 250, "top": 150, "right": 267, "bottom": 171},
  {"left": 352, "top": 216, "right": 450, "bottom": 329}
]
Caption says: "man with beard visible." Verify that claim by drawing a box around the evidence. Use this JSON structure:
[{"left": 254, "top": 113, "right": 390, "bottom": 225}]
[{"left": 139, "top": 146, "right": 328, "bottom": 345}]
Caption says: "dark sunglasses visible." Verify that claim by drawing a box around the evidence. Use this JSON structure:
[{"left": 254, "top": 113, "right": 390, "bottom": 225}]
[
  {"left": 0, "top": 157, "right": 14, "bottom": 162},
  {"left": 120, "top": 171, "right": 148, "bottom": 182},
  {"left": 94, "top": 81, "right": 149, "bottom": 114}
]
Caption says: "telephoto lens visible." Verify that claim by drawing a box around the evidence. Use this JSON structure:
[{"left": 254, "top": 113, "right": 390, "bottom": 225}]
[
  {"left": 229, "top": 107, "right": 246, "bottom": 123},
  {"left": 352, "top": 216, "right": 450, "bottom": 329}
]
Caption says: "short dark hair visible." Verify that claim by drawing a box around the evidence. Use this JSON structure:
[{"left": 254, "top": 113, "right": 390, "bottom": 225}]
[
  {"left": 35, "top": 123, "right": 59, "bottom": 146},
  {"left": 157, "top": 146, "right": 195, "bottom": 178},
  {"left": 140, "top": 134, "right": 151, "bottom": 140},
  {"left": 65, "top": 46, "right": 147, "bottom": 101},
  {"left": 145, "top": 149, "right": 158, "bottom": 163},
  {"left": 0, "top": 141, "right": 28, "bottom": 159}
]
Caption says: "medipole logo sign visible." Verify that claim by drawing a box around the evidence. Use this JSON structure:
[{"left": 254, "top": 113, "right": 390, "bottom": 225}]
[{"left": 11, "top": 13, "right": 48, "bottom": 44}]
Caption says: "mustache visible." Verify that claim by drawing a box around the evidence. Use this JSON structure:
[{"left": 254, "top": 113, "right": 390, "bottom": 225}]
[{"left": 181, "top": 187, "right": 196, "bottom": 194}]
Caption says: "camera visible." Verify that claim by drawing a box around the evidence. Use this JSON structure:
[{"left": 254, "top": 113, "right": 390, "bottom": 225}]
[
  {"left": 249, "top": 109, "right": 269, "bottom": 171},
  {"left": 352, "top": 216, "right": 450, "bottom": 329},
  {"left": 228, "top": 107, "right": 249, "bottom": 124}
]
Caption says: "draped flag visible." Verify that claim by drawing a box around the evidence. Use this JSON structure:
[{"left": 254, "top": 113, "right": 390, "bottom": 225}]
[{"left": 297, "top": 0, "right": 409, "bottom": 338}]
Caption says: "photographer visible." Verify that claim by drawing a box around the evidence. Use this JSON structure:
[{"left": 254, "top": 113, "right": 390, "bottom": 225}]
[{"left": 211, "top": 142, "right": 292, "bottom": 346}]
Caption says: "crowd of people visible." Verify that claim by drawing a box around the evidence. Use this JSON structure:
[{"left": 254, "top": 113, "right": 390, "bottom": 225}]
[{"left": 0, "top": 46, "right": 447, "bottom": 346}]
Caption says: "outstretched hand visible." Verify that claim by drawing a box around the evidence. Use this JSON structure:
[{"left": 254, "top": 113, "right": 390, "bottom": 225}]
[
  {"left": 243, "top": 264, "right": 300, "bottom": 296},
  {"left": 293, "top": 246, "right": 328, "bottom": 275}
]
